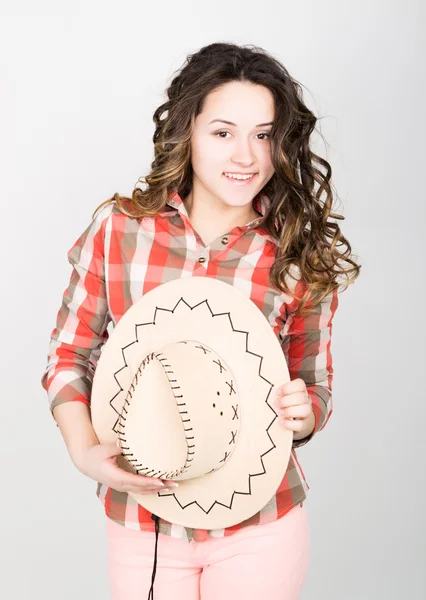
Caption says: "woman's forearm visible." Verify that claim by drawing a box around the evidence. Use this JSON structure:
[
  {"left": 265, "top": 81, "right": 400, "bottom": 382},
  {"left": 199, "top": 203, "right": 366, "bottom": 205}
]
[{"left": 52, "top": 401, "right": 100, "bottom": 469}]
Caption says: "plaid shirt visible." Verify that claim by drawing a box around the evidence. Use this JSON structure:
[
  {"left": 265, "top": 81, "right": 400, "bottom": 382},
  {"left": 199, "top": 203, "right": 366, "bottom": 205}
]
[{"left": 41, "top": 190, "right": 339, "bottom": 542}]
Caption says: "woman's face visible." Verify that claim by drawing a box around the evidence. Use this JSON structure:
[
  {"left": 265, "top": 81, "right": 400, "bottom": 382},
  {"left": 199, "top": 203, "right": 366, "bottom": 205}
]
[{"left": 190, "top": 80, "right": 275, "bottom": 210}]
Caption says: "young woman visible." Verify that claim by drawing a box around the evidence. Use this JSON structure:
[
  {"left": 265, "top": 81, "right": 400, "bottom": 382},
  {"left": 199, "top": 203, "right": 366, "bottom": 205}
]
[{"left": 41, "top": 42, "right": 360, "bottom": 600}]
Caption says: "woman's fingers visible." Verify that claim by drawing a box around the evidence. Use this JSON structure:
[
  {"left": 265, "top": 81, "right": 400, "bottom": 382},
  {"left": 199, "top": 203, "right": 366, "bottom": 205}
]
[
  {"left": 277, "top": 403, "right": 312, "bottom": 419},
  {"left": 127, "top": 485, "right": 177, "bottom": 495},
  {"left": 113, "top": 467, "right": 179, "bottom": 493},
  {"left": 103, "top": 453, "right": 180, "bottom": 494}
]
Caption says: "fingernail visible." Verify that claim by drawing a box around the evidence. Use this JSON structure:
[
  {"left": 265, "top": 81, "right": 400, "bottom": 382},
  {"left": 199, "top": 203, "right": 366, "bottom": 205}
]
[{"left": 167, "top": 482, "right": 179, "bottom": 488}]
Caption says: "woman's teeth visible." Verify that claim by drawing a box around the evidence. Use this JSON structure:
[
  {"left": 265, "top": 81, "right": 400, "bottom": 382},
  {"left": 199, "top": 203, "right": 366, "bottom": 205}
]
[{"left": 223, "top": 173, "right": 255, "bottom": 180}]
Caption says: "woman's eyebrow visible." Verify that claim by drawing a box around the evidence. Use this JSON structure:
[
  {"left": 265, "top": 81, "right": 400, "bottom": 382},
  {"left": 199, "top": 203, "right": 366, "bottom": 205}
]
[{"left": 208, "top": 118, "right": 274, "bottom": 127}]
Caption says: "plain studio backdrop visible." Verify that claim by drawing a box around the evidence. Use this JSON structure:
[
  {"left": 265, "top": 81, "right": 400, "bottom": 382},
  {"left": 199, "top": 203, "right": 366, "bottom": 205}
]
[{"left": 1, "top": 1, "right": 424, "bottom": 598}]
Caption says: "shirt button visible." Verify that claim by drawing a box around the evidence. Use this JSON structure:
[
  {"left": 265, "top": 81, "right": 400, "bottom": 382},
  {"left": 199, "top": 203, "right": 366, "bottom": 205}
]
[
  {"left": 221, "top": 236, "right": 228, "bottom": 244},
  {"left": 198, "top": 257, "right": 206, "bottom": 263}
]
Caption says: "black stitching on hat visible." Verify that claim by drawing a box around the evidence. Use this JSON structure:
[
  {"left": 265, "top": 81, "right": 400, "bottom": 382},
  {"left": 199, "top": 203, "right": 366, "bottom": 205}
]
[
  {"left": 213, "top": 359, "right": 227, "bottom": 373},
  {"left": 195, "top": 344, "right": 210, "bottom": 354},
  {"left": 220, "top": 451, "right": 230, "bottom": 463},
  {"left": 226, "top": 380, "right": 236, "bottom": 395},
  {"left": 116, "top": 349, "right": 196, "bottom": 480},
  {"left": 152, "top": 350, "right": 195, "bottom": 476}
]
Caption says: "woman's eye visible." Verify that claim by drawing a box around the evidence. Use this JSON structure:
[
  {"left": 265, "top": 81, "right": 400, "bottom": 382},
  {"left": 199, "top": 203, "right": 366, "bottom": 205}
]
[{"left": 214, "top": 131, "right": 271, "bottom": 140}]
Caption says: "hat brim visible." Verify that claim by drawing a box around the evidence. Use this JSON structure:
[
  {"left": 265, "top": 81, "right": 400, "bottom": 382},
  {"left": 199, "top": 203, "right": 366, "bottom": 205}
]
[{"left": 91, "top": 277, "right": 293, "bottom": 529}]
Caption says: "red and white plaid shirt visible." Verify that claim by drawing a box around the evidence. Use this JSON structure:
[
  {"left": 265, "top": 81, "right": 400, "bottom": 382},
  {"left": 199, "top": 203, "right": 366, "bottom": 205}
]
[{"left": 41, "top": 189, "right": 339, "bottom": 542}]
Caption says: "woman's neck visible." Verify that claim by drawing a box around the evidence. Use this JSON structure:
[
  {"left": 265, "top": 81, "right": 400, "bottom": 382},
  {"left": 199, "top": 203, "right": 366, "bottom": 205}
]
[{"left": 183, "top": 189, "right": 259, "bottom": 247}]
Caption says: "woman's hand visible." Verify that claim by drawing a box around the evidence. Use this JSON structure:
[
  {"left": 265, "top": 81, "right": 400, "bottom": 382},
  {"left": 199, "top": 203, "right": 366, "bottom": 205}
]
[
  {"left": 273, "top": 378, "right": 315, "bottom": 441},
  {"left": 74, "top": 442, "right": 179, "bottom": 495}
]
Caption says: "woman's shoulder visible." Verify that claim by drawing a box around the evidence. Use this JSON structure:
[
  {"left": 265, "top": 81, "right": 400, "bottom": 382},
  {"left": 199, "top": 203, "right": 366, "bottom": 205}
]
[
  {"left": 92, "top": 198, "right": 143, "bottom": 224},
  {"left": 90, "top": 196, "right": 176, "bottom": 241}
]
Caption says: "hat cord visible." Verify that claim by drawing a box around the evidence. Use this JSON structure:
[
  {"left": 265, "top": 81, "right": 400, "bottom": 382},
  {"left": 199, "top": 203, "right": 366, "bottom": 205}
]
[{"left": 147, "top": 513, "right": 160, "bottom": 599}]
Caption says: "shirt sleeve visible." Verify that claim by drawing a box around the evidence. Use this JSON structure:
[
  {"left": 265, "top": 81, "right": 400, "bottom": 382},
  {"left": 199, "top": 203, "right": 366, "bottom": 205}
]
[
  {"left": 40, "top": 204, "right": 114, "bottom": 425},
  {"left": 280, "top": 285, "right": 339, "bottom": 449}
]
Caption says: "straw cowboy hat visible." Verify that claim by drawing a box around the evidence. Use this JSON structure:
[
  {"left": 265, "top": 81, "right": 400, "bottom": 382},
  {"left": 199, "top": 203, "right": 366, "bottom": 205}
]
[{"left": 90, "top": 276, "right": 293, "bottom": 530}]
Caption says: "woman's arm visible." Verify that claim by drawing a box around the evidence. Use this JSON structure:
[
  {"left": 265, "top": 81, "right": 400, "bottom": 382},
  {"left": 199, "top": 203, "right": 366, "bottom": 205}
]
[
  {"left": 41, "top": 204, "right": 114, "bottom": 433},
  {"left": 280, "top": 286, "right": 339, "bottom": 449},
  {"left": 52, "top": 401, "right": 100, "bottom": 469}
]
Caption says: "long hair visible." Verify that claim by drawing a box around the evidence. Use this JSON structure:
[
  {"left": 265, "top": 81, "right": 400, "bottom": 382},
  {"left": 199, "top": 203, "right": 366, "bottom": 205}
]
[{"left": 94, "top": 42, "right": 361, "bottom": 317}]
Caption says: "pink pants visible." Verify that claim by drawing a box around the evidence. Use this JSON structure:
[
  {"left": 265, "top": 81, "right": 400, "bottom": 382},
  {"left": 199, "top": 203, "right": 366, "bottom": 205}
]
[{"left": 106, "top": 503, "right": 310, "bottom": 600}]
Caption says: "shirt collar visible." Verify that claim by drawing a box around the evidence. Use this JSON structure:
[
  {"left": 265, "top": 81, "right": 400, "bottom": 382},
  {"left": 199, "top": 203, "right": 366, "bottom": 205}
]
[{"left": 162, "top": 189, "right": 272, "bottom": 232}]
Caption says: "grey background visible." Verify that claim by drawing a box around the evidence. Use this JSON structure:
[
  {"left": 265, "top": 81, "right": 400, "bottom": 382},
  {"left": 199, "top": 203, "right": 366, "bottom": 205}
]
[{"left": 1, "top": 1, "right": 425, "bottom": 598}]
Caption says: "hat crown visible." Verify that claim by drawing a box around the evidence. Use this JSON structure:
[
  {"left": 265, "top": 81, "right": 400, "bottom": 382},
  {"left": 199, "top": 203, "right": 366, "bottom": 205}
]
[{"left": 118, "top": 340, "right": 241, "bottom": 481}]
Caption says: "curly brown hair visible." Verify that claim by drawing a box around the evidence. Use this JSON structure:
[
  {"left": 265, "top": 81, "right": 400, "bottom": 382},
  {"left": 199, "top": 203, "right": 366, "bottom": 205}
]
[{"left": 94, "top": 42, "right": 361, "bottom": 317}]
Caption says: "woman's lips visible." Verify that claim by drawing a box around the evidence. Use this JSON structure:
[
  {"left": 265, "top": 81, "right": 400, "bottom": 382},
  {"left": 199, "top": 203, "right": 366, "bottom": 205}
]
[{"left": 222, "top": 173, "right": 257, "bottom": 185}]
